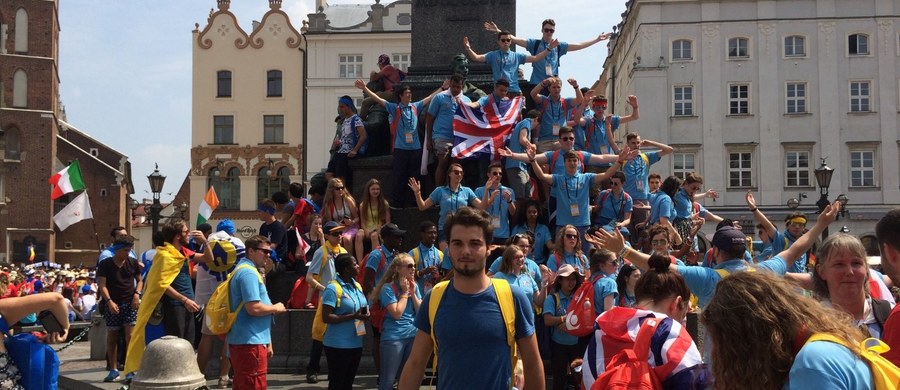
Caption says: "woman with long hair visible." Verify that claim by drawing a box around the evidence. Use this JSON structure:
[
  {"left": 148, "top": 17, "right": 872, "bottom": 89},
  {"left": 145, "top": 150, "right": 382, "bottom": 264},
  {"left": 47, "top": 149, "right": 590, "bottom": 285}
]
[
  {"left": 408, "top": 162, "right": 485, "bottom": 249},
  {"left": 582, "top": 254, "right": 707, "bottom": 389},
  {"left": 493, "top": 245, "right": 546, "bottom": 311},
  {"left": 322, "top": 253, "right": 369, "bottom": 390},
  {"left": 368, "top": 253, "right": 420, "bottom": 390},
  {"left": 542, "top": 264, "right": 585, "bottom": 390},
  {"left": 615, "top": 264, "right": 641, "bottom": 308},
  {"left": 702, "top": 271, "right": 875, "bottom": 389},
  {"left": 322, "top": 178, "right": 360, "bottom": 254},
  {"left": 511, "top": 200, "right": 553, "bottom": 265},
  {"left": 547, "top": 225, "right": 588, "bottom": 275},
  {"left": 357, "top": 179, "right": 391, "bottom": 261},
  {"left": 672, "top": 173, "right": 704, "bottom": 254}
]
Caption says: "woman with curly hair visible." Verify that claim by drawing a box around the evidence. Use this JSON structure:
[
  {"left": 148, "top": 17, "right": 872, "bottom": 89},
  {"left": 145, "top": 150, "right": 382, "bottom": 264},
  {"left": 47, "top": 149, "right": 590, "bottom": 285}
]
[
  {"left": 322, "top": 178, "right": 360, "bottom": 254},
  {"left": 547, "top": 225, "right": 588, "bottom": 275},
  {"left": 493, "top": 245, "right": 546, "bottom": 311},
  {"left": 702, "top": 271, "right": 875, "bottom": 389},
  {"left": 368, "top": 253, "right": 420, "bottom": 390},
  {"left": 357, "top": 179, "right": 391, "bottom": 261}
]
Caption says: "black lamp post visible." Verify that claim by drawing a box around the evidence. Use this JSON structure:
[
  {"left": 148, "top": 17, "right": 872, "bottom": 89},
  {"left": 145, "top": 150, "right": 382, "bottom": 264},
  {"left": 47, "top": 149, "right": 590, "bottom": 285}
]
[
  {"left": 148, "top": 164, "right": 167, "bottom": 235},
  {"left": 813, "top": 158, "right": 835, "bottom": 239}
]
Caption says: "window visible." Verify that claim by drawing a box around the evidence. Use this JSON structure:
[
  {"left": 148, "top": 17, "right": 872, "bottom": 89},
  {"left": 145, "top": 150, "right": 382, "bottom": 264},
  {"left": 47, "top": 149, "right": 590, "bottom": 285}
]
[
  {"left": 217, "top": 70, "right": 232, "bottom": 97},
  {"left": 728, "top": 84, "right": 750, "bottom": 115},
  {"left": 266, "top": 70, "right": 282, "bottom": 97},
  {"left": 209, "top": 167, "right": 241, "bottom": 210},
  {"left": 89, "top": 148, "right": 99, "bottom": 157},
  {"left": 100, "top": 188, "right": 108, "bottom": 197},
  {"left": 339, "top": 54, "right": 364, "bottom": 78},
  {"left": 12, "top": 69, "right": 26, "bottom": 108},
  {"left": 728, "top": 151, "right": 753, "bottom": 188},
  {"left": 263, "top": 115, "right": 284, "bottom": 143},
  {"left": 673, "top": 86, "right": 693, "bottom": 116},
  {"left": 784, "top": 35, "right": 806, "bottom": 57},
  {"left": 849, "top": 81, "right": 871, "bottom": 112},
  {"left": 849, "top": 33, "right": 869, "bottom": 55},
  {"left": 392, "top": 53, "right": 411, "bottom": 72},
  {"left": 213, "top": 115, "right": 234, "bottom": 144},
  {"left": 257, "top": 166, "right": 290, "bottom": 203},
  {"left": 786, "top": 82, "right": 807, "bottom": 114},
  {"left": 785, "top": 150, "right": 811, "bottom": 187},
  {"left": 14, "top": 8, "right": 27, "bottom": 54},
  {"left": 4, "top": 127, "right": 20, "bottom": 161},
  {"left": 850, "top": 150, "right": 876, "bottom": 187},
  {"left": 673, "top": 152, "right": 696, "bottom": 180},
  {"left": 672, "top": 39, "right": 692, "bottom": 61},
  {"left": 728, "top": 37, "right": 749, "bottom": 58}
]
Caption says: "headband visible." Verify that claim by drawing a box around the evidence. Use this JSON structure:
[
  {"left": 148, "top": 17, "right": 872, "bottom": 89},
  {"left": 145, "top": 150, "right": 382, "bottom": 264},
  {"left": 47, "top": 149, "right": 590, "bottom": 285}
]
[
  {"left": 257, "top": 205, "right": 276, "bottom": 215},
  {"left": 787, "top": 216, "right": 807, "bottom": 225}
]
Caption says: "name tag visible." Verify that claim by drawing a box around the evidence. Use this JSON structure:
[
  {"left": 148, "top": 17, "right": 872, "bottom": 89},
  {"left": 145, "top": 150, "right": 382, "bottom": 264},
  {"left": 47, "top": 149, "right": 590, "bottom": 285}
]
[
  {"left": 570, "top": 204, "right": 580, "bottom": 217},
  {"left": 545, "top": 64, "right": 553, "bottom": 76},
  {"left": 552, "top": 124, "right": 560, "bottom": 135},
  {"left": 492, "top": 216, "right": 501, "bottom": 228},
  {"left": 405, "top": 132, "right": 414, "bottom": 144},
  {"left": 355, "top": 319, "right": 366, "bottom": 336}
]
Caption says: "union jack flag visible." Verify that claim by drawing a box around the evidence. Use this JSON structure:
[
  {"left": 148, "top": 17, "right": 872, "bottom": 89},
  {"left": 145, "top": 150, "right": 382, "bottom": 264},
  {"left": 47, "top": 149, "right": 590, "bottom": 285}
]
[{"left": 451, "top": 95, "right": 524, "bottom": 160}]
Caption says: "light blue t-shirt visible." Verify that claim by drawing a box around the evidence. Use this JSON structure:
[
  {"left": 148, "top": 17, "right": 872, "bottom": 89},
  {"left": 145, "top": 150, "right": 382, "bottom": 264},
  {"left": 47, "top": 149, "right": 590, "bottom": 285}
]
[
  {"left": 772, "top": 230, "right": 809, "bottom": 273},
  {"left": 551, "top": 172, "right": 596, "bottom": 227},
  {"left": 484, "top": 50, "right": 527, "bottom": 93},
  {"left": 678, "top": 257, "right": 788, "bottom": 308},
  {"left": 547, "top": 252, "right": 588, "bottom": 275},
  {"left": 543, "top": 150, "right": 592, "bottom": 175},
  {"left": 385, "top": 101, "right": 425, "bottom": 150},
  {"left": 411, "top": 244, "right": 442, "bottom": 296},
  {"left": 596, "top": 189, "right": 633, "bottom": 227},
  {"left": 592, "top": 274, "right": 618, "bottom": 315},
  {"left": 536, "top": 96, "right": 578, "bottom": 141},
  {"left": 511, "top": 224, "right": 553, "bottom": 265},
  {"left": 673, "top": 188, "right": 693, "bottom": 219},
  {"left": 475, "top": 186, "right": 516, "bottom": 239},
  {"left": 489, "top": 257, "right": 542, "bottom": 288},
  {"left": 493, "top": 271, "right": 538, "bottom": 311},
  {"left": 506, "top": 119, "right": 533, "bottom": 171},
  {"left": 543, "top": 291, "right": 579, "bottom": 345},
  {"left": 429, "top": 186, "right": 479, "bottom": 231},
  {"left": 526, "top": 38, "right": 570, "bottom": 84},
  {"left": 577, "top": 115, "right": 620, "bottom": 157},
  {"left": 366, "top": 246, "right": 396, "bottom": 284},
  {"left": 649, "top": 192, "right": 676, "bottom": 225},
  {"left": 227, "top": 260, "right": 272, "bottom": 345},
  {"left": 623, "top": 151, "right": 661, "bottom": 201},
  {"left": 415, "top": 281, "right": 534, "bottom": 389},
  {"left": 321, "top": 278, "right": 368, "bottom": 349},
  {"left": 379, "top": 281, "right": 420, "bottom": 342},
  {"left": 427, "top": 92, "right": 470, "bottom": 141},
  {"left": 784, "top": 340, "right": 873, "bottom": 390}
]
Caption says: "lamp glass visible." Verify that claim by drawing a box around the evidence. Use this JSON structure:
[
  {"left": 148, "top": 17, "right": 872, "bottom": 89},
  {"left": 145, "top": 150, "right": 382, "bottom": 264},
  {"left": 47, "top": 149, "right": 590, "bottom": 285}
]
[
  {"left": 787, "top": 198, "right": 800, "bottom": 210},
  {"left": 814, "top": 162, "right": 834, "bottom": 190},
  {"left": 148, "top": 169, "right": 166, "bottom": 194}
]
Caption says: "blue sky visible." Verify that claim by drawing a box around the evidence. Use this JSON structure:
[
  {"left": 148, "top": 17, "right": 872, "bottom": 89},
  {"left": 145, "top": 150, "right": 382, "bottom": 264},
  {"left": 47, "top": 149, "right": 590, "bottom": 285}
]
[{"left": 58, "top": 0, "right": 624, "bottom": 202}]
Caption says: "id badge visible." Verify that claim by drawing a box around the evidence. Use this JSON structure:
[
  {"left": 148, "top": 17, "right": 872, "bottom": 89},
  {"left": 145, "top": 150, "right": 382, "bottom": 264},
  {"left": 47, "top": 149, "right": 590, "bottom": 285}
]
[
  {"left": 570, "top": 204, "right": 580, "bottom": 217},
  {"left": 637, "top": 179, "right": 645, "bottom": 192},
  {"left": 552, "top": 124, "right": 561, "bottom": 135},
  {"left": 492, "top": 216, "right": 501, "bottom": 228},
  {"left": 355, "top": 319, "right": 366, "bottom": 336},
  {"left": 405, "top": 132, "right": 414, "bottom": 144},
  {"left": 545, "top": 64, "right": 553, "bottom": 77}
]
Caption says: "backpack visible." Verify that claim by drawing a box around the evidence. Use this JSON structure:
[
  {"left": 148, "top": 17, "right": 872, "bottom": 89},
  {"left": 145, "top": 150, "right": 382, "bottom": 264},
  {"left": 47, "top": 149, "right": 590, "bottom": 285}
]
[
  {"left": 312, "top": 278, "right": 364, "bottom": 341},
  {"left": 592, "top": 318, "right": 664, "bottom": 390},
  {"left": 357, "top": 249, "right": 387, "bottom": 285},
  {"left": 584, "top": 115, "right": 617, "bottom": 152},
  {"left": 598, "top": 189, "right": 631, "bottom": 222},
  {"left": 205, "top": 263, "right": 262, "bottom": 335},
  {"left": 412, "top": 246, "right": 444, "bottom": 268},
  {"left": 802, "top": 333, "right": 900, "bottom": 390},
  {"left": 428, "top": 279, "right": 517, "bottom": 385},
  {"left": 358, "top": 249, "right": 388, "bottom": 329},
  {"left": 286, "top": 275, "right": 315, "bottom": 309},
  {"left": 0, "top": 317, "right": 59, "bottom": 390},
  {"left": 389, "top": 104, "right": 419, "bottom": 152},
  {"left": 550, "top": 149, "right": 585, "bottom": 173},
  {"left": 540, "top": 97, "right": 568, "bottom": 125},
  {"left": 564, "top": 274, "right": 601, "bottom": 337}
]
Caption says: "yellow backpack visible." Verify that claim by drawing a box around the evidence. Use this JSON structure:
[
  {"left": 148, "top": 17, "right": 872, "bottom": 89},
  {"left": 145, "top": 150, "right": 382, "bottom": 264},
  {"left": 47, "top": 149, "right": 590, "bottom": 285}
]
[
  {"left": 428, "top": 279, "right": 517, "bottom": 388},
  {"left": 205, "top": 263, "right": 262, "bottom": 335},
  {"left": 804, "top": 333, "right": 900, "bottom": 390},
  {"left": 312, "top": 279, "right": 363, "bottom": 340}
]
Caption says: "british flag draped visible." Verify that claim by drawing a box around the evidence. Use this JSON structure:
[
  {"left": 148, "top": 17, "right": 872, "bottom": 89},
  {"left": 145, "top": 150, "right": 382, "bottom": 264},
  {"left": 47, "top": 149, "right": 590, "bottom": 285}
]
[{"left": 451, "top": 96, "right": 524, "bottom": 161}]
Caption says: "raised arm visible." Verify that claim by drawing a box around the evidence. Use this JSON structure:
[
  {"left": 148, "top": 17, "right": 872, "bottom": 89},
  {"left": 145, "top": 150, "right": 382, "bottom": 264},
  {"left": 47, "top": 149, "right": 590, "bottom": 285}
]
[
  {"left": 529, "top": 149, "right": 553, "bottom": 185},
  {"left": 641, "top": 139, "right": 673, "bottom": 157},
  {"left": 775, "top": 201, "right": 840, "bottom": 268},
  {"left": 746, "top": 191, "right": 777, "bottom": 239},
  {"left": 408, "top": 178, "right": 435, "bottom": 211},
  {"left": 420, "top": 80, "right": 450, "bottom": 106},
  {"left": 499, "top": 146, "right": 547, "bottom": 164},
  {"left": 593, "top": 148, "right": 635, "bottom": 184},
  {"left": 569, "top": 78, "right": 584, "bottom": 106},
  {"left": 463, "top": 37, "right": 486, "bottom": 63},
  {"left": 525, "top": 39, "right": 559, "bottom": 63},
  {"left": 567, "top": 32, "right": 612, "bottom": 52},
  {"left": 530, "top": 81, "right": 547, "bottom": 104},
  {"left": 355, "top": 79, "right": 387, "bottom": 107},
  {"left": 483, "top": 21, "right": 527, "bottom": 47},
  {"left": 458, "top": 94, "right": 481, "bottom": 109},
  {"left": 619, "top": 95, "right": 640, "bottom": 125}
]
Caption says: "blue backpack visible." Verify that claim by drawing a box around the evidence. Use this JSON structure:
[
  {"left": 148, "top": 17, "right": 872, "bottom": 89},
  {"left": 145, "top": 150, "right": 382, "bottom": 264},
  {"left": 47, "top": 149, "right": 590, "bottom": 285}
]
[{"left": 0, "top": 317, "right": 59, "bottom": 390}]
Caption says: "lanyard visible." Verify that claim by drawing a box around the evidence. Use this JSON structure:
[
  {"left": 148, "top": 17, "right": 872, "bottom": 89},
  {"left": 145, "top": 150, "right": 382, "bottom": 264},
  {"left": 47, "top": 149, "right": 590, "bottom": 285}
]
[
  {"left": 448, "top": 186, "right": 462, "bottom": 211},
  {"left": 550, "top": 98, "right": 563, "bottom": 122},
  {"left": 401, "top": 104, "right": 413, "bottom": 133},
  {"left": 564, "top": 175, "right": 579, "bottom": 203},
  {"left": 491, "top": 187, "right": 503, "bottom": 215}
]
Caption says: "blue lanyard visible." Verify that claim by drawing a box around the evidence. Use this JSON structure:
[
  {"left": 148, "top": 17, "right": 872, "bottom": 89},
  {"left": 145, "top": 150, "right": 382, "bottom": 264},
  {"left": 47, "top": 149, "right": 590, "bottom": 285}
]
[{"left": 564, "top": 175, "right": 579, "bottom": 202}]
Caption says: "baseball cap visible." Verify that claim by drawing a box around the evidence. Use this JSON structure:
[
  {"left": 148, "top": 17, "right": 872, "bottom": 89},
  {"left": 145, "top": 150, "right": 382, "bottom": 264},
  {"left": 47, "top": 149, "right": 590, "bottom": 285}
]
[
  {"left": 324, "top": 221, "right": 345, "bottom": 235},
  {"left": 82, "top": 285, "right": 92, "bottom": 294},
  {"left": 711, "top": 226, "right": 747, "bottom": 252},
  {"left": 380, "top": 223, "right": 407, "bottom": 238},
  {"left": 217, "top": 219, "right": 236, "bottom": 235}
]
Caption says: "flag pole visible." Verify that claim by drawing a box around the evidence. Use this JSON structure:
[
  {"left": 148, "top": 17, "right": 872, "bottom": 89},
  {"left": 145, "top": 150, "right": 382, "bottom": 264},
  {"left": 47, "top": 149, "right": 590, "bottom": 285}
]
[{"left": 84, "top": 189, "right": 102, "bottom": 251}]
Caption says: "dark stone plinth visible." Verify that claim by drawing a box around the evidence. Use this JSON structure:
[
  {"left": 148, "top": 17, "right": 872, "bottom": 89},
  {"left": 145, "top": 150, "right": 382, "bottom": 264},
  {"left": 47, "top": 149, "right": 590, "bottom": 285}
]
[
  {"left": 267, "top": 309, "right": 376, "bottom": 374},
  {"left": 348, "top": 154, "right": 395, "bottom": 201}
]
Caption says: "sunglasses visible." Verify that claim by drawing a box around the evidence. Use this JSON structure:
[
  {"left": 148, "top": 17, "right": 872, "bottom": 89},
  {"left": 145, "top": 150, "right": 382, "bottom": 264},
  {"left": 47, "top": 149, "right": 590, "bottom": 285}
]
[
  {"left": 500, "top": 38, "right": 512, "bottom": 43},
  {"left": 560, "top": 137, "right": 575, "bottom": 141},
  {"left": 565, "top": 234, "right": 578, "bottom": 240},
  {"left": 491, "top": 171, "right": 502, "bottom": 176},
  {"left": 404, "top": 264, "right": 415, "bottom": 269},
  {"left": 253, "top": 248, "right": 271, "bottom": 256},
  {"left": 543, "top": 28, "right": 555, "bottom": 33}
]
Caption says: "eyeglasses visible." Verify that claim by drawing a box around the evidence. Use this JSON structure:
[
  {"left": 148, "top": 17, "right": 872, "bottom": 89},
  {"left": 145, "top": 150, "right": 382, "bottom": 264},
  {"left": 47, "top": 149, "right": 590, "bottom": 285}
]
[
  {"left": 610, "top": 181, "right": 621, "bottom": 187},
  {"left": 254, "top": 248, "right": 271, "bottom": 256},
  {"left": 651, "top": 239, "right": 668, "bottom": 246},
  {"left": 500, "top": 38, "right": 512, "bottom": 43},
  {"left": 609, "top": 260, "right": 620, "bottom": 266},
  {"left": 560, "top": 137, "right": 575, "bottom": 141},
  {"left": 543, "top": 28, "right": 555, "bottom": 33},
  {"left": 565, "top": 234, "right": 578, "bottom": 240},
  {"left": 451, "top": 170, "right": 463, "bottom": 175}
]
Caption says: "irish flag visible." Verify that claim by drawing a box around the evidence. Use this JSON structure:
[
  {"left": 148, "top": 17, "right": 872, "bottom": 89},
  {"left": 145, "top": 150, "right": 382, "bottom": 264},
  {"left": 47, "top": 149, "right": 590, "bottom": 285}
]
[
  {"left": 197, "top": 186, "right": 219, "bottom": 226},
  {"left": 48, "top": 160, "right": 86, "bottom": 200}
]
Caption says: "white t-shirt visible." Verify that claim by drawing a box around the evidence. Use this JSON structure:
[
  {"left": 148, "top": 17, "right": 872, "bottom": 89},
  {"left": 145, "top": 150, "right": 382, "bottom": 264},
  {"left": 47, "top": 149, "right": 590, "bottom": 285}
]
[{"left": 78, "top": 294, "right": 97, "bottom": 319}]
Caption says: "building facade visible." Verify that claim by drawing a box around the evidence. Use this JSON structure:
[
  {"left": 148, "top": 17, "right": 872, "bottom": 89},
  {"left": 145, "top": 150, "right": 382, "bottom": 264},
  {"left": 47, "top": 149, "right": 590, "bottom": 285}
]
[
  {"left": 0, "top": 0, "right": 133, "bottom": 265},
  {"left": 602, "top": 0, "right": 900, "bottom": 240}
]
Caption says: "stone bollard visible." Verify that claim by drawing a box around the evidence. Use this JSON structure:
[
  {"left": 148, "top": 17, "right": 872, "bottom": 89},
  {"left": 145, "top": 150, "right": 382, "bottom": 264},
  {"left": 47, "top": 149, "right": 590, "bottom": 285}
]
[
  {"left": 130, "top": 336, "right": 205, "bottom": 390},
  {"left": 89, "top": 313, "right": 107, "bottom": 360}
]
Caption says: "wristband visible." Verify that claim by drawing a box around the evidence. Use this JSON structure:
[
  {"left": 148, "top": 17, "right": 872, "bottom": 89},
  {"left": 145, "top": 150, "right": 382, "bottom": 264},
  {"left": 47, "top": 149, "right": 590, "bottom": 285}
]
[
  {"left": 617, "top": 246, "right": 629, "bottom": 259},
  {"left": 749, "top": 207, "right": 758, "bottom": 212},
  {"left": 617, "top": 160, "right": 626, "bottom": 165}
]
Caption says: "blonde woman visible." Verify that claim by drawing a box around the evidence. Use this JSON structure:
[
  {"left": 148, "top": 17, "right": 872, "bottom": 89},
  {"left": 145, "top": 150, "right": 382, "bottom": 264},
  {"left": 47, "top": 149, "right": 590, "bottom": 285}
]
[
  {"left": 369, "top": 253, "right": 420, "bottom": 390},
  {"left": 547, "top": 225, "right": 588, "bottom": 275},
  {"left": 322, "top": 178, "right": 360, "bottom": 252},
  {"left": 357, "top": 179, "right": 391, "bottom": 262}
]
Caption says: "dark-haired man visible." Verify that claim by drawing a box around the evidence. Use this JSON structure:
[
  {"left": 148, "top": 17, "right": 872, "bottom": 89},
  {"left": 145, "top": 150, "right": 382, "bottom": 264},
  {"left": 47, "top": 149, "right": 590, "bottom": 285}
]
[
  {"left": 399, "top": 207, "right": 543, "bottom": 389},
  {"left": 426, "top": 74, "right": 470, "bottom": 186},
  {"left": 463, "top": 31, "right": 557, "bottom": 96},
  {"left": 876, "top": 208, "right": 900, "bottom": 365},
  {"left": 530, "top": 77, "right": 582, "bottom": 154},
  {"left": 98, "top": 236, "right": 142, "bottom": 382},
  {"left": 258, "top": 199, "right": 287, "bottom": 263},
  {"left": 98, "top": 226, "right": 137, "bottom": 265},
  {"left": 573, "top": 95, "right": 639, "bottom": 164}
]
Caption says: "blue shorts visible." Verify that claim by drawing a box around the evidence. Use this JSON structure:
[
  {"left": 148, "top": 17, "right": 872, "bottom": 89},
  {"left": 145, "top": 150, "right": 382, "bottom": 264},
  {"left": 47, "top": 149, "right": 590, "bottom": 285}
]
[{"left": 104, "top": 302, "right": 137, "bottom": 330}]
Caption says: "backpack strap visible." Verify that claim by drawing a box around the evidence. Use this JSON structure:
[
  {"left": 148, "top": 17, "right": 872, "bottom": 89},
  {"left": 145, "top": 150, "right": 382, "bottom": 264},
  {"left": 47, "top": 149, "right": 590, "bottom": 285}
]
[
  {"left": 632, "top": 318, "right": 662, "bottom": 362},
  {"left": 871, "top": 298, "right": 891, "bottom": 333},
  {"left": 389, "top": 105, "right": 403, "bottom": 152},
  {"left": 428, "top": 280, "right": 451, "bottom": 372},
  {"left": 229, "top": 263, "right": 262, "bottom": 314},
  {"left": 640, "top": 152, "right": 650, "bottom": 167},
  {"left": 491, "top": 278, "right": 518, "bottom": 387},
  {"left": 412, "top": 247, "right": 420, "bottom": 267}
]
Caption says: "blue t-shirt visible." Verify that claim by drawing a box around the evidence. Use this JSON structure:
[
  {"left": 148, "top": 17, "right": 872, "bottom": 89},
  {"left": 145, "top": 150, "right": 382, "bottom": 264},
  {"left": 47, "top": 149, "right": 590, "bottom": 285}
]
[
  {"left": 677, "top": 257, "right": 788, "bottom": 308},
  {"left": 511, "top": 224, "right": 553, "bottom": 265},
  {"left": 649, "top": 192, "right": 676, "bottom": 225},
  {"left": 484, "top": 50, "right": 527, "bottom": 93},
  {"left": 551, "top": 172, "right": 596, "bottom": 227},
  {"left": 476, "top": 93, "right": 515, "bottom": 116},
  {"left": 493, "top": 271, "right": 538, "bottom": 310},
  {"left": 226, "top": 260, "right": 272, "bottom": 345},
  {"left": 543, "top": 150, "right": 592, "bottom": 175},
  {"left": 475, "top": 186, "right": 515, "bottom": 239},
  {"left": 379, "top": 282, "right": 421, "bottom": 341},
  {"left": 673, "top": 188, "right": 693, "bottom": 219},
  {"left": 543, "top": 291, "right": 579, "bottom": 345},
  {"left": 427, "top": 92, "right": 470, "bottom": 141},
  {"left": 415, "top": 281, "right": 535, "bottom": 389},
  {"left": 489, "top": 257, "right": 542, "bottom": 288},
  {"left": 784, "top": 341, "right": 874, "bottom": 389},
  {"left": 592, "top": 274, "right": 618, "bottom": 315},
  {"left": 411, "top": 244, "right": 443, "bottom": 296},
  {"left": 429, "top": 186, "right": 479, "bottom": 231},
  {"left": 536, "top": 96, "right": 578, "bottom": 141},
  {"left": 623, "top": 151, "right": 661, "bottom": 201},
  {"left": 165, "top": 260, "right": 194, "bottom": 307},
  {"left": 547, "top": 252, "right": 588, "bottom": 275},
  {"left": 596, "top": 190, "right": 633, "bottom": 227},
  {"left": 321, "top": 278, "right": 368, "bottom": 349},
  {"left": 772, "top": 230, "right": 809, "bottom": 273},
  {"left": 577, "top": 115, "right": 620, "bottom": 157},
  {"left": 506, "top": 119, "right": 534, "bottom": 171},
  {"left": 526, "top": 38, "right": 570, "bottom": 84},
  {"left": 140, "top": 249, "right": 156, "bottom": 280},
  {"left": 366, "top": 246, "right": 396, "bottom": 284},
  {"left": 385, "top": 101, "right": 425, "bottom": 150}
]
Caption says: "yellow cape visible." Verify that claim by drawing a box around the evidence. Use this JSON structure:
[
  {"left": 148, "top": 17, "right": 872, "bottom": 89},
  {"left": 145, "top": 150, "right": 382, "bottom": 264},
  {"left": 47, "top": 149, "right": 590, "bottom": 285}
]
[{"left": 124, "top": 243, "right": 186, "bottom": 374}]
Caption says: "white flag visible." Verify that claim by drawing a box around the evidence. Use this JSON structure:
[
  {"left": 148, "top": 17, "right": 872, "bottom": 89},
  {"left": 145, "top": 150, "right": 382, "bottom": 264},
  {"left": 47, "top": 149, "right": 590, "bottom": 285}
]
[{"left": 54, "top": 192, "right": 93, "bottom": 231}]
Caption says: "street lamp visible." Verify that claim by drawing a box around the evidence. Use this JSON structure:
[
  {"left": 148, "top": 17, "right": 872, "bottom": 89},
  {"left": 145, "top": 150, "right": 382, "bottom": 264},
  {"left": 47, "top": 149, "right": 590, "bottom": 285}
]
[
  {"left": 786, "top": 192, "right": 807, "bottom": 211},
  {"left": 148, "top": 164, "right": 167, "bottom": 235},
  {"left": 813, "top": 158, "right": 837, "bottom": 240}
]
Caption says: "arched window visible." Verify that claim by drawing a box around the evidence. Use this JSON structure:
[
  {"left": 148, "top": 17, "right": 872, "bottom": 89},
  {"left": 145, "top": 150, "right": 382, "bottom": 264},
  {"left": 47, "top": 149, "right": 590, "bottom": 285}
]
[
  {"left": 4, "top": 127, "right": 21, "bottom": 161},
  {"left": 208, "top": 167, "right": 241, "bottom": 210},
  {"left": 848, "top": 33, "right": 869, "bottom": 55},
  {"left": 267, "top": 70, "right": 282, "bottom": 97},
  {"left": 15, "top": 8, "right": 28, "bottom": 54},
  {"left": 671, "top": 39, "right": 692, "bottom": 61},
  {"left": 257, "top": 166, "right": 290, "bottom": 203},
  {"left": 13, "top": 69, "right": 27, "bottom": 108}
]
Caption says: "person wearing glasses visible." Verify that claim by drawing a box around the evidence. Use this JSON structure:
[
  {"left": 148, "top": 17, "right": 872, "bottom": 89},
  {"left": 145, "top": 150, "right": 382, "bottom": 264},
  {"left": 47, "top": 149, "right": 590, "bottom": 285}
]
[
  {"left": 368, "top": 253, "right": 421, "bottom": 390},
  {"left": 408, "top": 163, "right": 487, "bottom": 250},
  {"left": 572, "top": 94, "right": 639, "bottom": 170},
  {"left": 529, "top": 77, "right": 582, "bottom": 154},
  {"left": 547, "top": 225, "right": 589, "bottom": 275},
  {"left": 463, "top": 31, "right": 557, "bottom": 96},
  {"left": 304, "top": 221, "right": 348, "bottom": 384},
  {"left": 594, "top": 171, "right": 633, "bottom": 238},
  {"left": 505, "top": 109, "right": 541, "bottom": 201},
  {"left": 489, "top": 233, "right": 544, "bottom": 287},
  {"left": 321, "top": 253, "right": 369, "bottom": 390},
  {"left": 746, "top": 192, "right": 812, "bottom": 273},
  {"left": 322, "top": 178, "right": 360, "bottom": 256},
  {"left": 475, "top": 163, "right": 517, "bottom": 244}
]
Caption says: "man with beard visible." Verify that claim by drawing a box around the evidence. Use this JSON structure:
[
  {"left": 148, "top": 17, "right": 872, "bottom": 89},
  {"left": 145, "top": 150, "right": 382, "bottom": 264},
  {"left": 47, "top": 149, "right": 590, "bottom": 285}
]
[{"left": 876, "top": 208, "right": 900, "bottom": 365}]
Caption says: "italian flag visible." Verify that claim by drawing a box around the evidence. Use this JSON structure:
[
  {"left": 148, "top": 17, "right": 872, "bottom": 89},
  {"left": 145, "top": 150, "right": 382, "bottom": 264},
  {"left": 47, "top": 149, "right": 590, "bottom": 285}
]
[
  {"left": 197, "top": 186, "right": 219, "bottom": 226},
  {"left": 48, "top": 160, "right": 86, "bottom": 200}
]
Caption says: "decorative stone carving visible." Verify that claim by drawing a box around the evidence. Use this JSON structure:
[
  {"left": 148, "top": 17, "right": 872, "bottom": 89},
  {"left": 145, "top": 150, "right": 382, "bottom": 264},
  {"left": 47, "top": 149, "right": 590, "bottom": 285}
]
[
  {"left": 759, "top": 23, "right": 775, "bottom": 57},
  {"left": 819, "top": 22, "right": 835, "bottom": 57},
  {"left": 248, "top": 10, "right": 302, "bottom": 49},
  {"left": 197, "top": 11, "right": 250, "bottom": 49},
  {"left": 191, "top": 145, "right": 302, "bottom": 177},
  {"left": 878, "top": 20, "right": 893, "bottom": 55}
]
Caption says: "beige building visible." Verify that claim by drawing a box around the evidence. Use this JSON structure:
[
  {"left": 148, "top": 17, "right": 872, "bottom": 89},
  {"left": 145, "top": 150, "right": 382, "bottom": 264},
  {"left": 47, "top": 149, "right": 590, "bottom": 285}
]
[
  {"left": 602, "top": 0, "right": 900, "bottom": 242},
  {"left": 188, "top": 0, "right": 304, "bottom": 232}
]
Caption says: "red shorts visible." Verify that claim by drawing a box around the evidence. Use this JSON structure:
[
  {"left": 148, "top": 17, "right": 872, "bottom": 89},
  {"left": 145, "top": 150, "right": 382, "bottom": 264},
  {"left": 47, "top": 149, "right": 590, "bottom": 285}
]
[{"left": 229, "top": 344, "right": 268, "bottom": 389}]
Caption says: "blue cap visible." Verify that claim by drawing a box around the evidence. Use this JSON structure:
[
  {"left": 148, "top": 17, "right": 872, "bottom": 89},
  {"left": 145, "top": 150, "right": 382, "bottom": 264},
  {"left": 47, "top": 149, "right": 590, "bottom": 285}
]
[
  {"left": 81, "top": 285, "right": 92, "bottom": 294},
  {"left": 217, "top": 219, "right": 236, "bottom": 234}
]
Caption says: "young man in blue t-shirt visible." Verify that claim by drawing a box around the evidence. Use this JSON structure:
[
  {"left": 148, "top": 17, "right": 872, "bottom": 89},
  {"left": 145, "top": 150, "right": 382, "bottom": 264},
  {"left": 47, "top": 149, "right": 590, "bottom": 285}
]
[
  {"left": 426, "top": 74, "right": 470, "bottom": 187},
  {"left": 462, "top": 31, "right": 556, "bottom": 96},
  {"left": 475, "top": 163, "right": 517, "bottom": 244},
  {"left": 399, "top": 207, "right": 543, "bottom": 389}
]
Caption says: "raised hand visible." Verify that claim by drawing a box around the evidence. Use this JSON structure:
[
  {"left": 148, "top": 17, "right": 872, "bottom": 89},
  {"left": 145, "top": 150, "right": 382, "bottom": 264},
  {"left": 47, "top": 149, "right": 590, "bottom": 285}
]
[
  {"left": 705, "top": 188, "right": 720, "bottom": 200},
  {"left": 745, "top": 191, "right": 757, "bottom": 209},
  {"left": 626, "top": 95, "right": 638, "bottom": 108},
  {"left": 498, "top": 147, "right": 514, "bottom": 158},
  {"left": 548, "top": 39, "right": 560, "bottom": 49},
  {"left": 463, "top": 36, "right": 471, "bottom": 49},
  {"left": 567, "top": 78, "right": 579, "bottom": 88},
  {"left": 354, "top": 79, "right": 366, "bottom": 90},
  {"left": 483, "top": 21, "right": 499, "bottom": 33},
  {"left": 407, "top": 178, "right": 421, "bottom": 193},
  {"left": 599, "top": 32, "right": 613, "bottom": 41}
]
